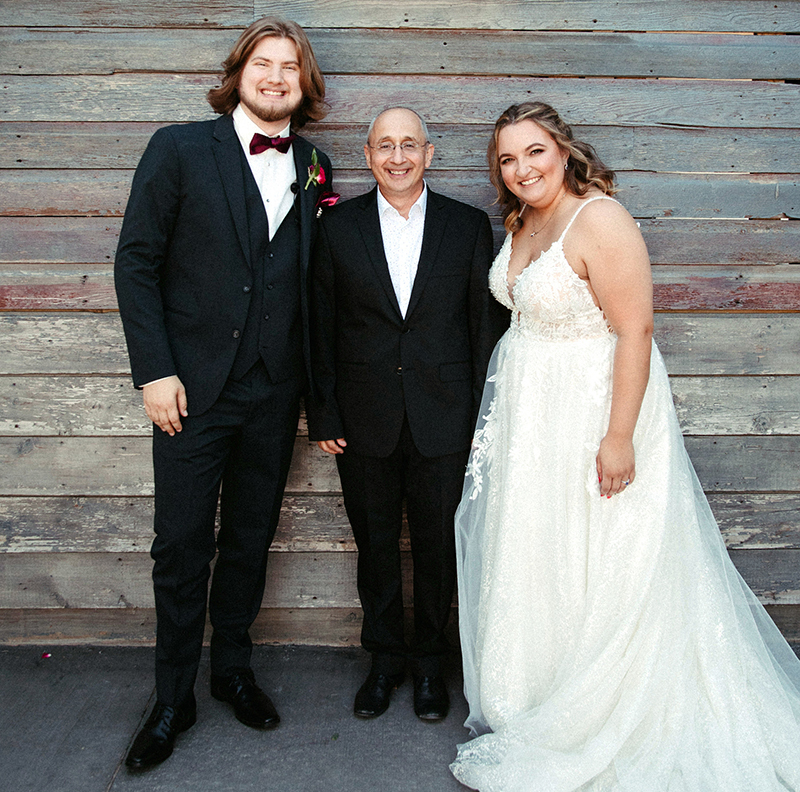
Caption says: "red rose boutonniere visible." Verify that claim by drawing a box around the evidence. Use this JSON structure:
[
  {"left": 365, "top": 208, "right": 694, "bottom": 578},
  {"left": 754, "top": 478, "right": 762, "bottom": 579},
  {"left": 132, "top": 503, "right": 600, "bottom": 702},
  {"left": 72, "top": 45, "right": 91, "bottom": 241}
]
[{"left": 304, "top": 148, "right": 326, "bottom": 190}]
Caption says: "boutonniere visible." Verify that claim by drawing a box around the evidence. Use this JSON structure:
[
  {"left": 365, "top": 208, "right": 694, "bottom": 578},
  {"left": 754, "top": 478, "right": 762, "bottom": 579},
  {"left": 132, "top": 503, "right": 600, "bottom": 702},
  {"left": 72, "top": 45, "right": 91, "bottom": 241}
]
[
  {"left": 304, "top": 148, "right": 327, "bottom": 190},
  {"left": 315, "top": 191, "right": 340, "bottom": 218}
]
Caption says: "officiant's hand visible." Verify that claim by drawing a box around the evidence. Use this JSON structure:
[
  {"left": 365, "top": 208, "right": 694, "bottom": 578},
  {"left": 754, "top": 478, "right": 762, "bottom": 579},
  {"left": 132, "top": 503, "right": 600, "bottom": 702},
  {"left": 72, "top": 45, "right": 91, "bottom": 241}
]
[
  {"left": 318, "top": 438, "right": 347, "bottom": 455},
  {"left": 143, "top": 375, "right": 188, "bottom": 436},
  {"left": 596, "top": 433, "right": 635, "bottom": 497}
]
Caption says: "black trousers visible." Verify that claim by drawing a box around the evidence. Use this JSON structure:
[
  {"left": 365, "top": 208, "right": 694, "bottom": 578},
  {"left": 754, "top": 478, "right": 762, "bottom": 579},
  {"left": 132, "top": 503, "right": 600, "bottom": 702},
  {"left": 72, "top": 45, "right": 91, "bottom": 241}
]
[
  {"left": 336, "top": 418, "right": 468, "bottom": 677},
  {"left": 150, "top": 361, "right": 302, "bottom": 707}
]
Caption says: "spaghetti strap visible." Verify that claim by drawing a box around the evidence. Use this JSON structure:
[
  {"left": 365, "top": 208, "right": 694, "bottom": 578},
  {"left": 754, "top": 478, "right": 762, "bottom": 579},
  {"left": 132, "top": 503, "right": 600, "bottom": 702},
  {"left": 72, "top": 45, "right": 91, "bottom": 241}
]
[{"left": 557, "top": 195, "right": 618, "bottom": 243}]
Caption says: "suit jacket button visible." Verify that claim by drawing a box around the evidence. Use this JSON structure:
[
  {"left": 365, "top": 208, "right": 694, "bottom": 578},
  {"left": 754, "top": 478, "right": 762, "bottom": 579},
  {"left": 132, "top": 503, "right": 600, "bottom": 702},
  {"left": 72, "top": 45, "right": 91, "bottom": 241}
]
[
  {"left": 396, "top": 366, "right": 402, "bottom": 375},
  {"left": 243, "top": 285, "right": 251, "bottom": 293},
  {"left": 232, "top": 329, "right": 240, "bottom": 338}
]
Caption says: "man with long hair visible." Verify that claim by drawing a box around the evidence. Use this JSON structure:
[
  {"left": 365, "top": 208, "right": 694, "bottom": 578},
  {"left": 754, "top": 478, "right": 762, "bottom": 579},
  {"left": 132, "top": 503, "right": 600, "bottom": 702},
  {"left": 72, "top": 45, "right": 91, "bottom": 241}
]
[{"left": 115, "top": 17, "right": 332, "bottom": 769}]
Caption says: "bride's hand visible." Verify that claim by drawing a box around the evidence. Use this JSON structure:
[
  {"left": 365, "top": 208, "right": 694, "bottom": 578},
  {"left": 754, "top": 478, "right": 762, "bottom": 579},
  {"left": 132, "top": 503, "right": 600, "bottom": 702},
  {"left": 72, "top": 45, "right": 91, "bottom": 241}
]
[{"left": 596, "top": 434, "right": 635, "bottom": 498}]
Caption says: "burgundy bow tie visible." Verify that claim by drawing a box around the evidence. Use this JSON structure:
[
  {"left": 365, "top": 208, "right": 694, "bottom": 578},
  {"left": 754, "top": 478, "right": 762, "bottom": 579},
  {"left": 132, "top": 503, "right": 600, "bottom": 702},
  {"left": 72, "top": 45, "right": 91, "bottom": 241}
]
[{"left": 249, "top": 132, "right": 296, "bottom": 155}]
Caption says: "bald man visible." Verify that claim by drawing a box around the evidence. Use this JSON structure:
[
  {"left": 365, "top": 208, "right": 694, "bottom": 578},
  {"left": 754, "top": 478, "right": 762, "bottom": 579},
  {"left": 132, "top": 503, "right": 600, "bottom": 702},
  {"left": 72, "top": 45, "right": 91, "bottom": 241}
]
[{"left": 307, "top": 108, "right": 506, "bottom": 721}]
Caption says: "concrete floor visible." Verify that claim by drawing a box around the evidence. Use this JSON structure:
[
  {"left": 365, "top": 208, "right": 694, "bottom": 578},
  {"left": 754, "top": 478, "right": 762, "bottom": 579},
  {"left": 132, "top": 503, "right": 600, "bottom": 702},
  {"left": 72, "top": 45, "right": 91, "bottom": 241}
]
[{"left": 0, "top": 644, "right": 472, "bottom": 792}]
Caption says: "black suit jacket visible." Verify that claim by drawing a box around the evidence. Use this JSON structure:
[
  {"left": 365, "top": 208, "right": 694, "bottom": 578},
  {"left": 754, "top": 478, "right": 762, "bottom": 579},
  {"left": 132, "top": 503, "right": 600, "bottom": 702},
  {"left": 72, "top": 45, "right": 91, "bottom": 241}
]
[
  {"left": 307, "top": 186, "right": 507, "bottom": 458},
  {"left": 114, "top": 113, "right": 332, "bottom": 416}
]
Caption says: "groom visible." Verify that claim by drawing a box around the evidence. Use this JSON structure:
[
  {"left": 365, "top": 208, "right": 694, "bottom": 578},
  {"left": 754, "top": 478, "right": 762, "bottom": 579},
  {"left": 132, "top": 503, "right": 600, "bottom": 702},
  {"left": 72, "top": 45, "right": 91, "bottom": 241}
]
[
  {"left": 114, "top": 17, "right": 332, "bottom": 769},
  {"left": 308, "top": 108, "right": 506, "bottom": 721}
]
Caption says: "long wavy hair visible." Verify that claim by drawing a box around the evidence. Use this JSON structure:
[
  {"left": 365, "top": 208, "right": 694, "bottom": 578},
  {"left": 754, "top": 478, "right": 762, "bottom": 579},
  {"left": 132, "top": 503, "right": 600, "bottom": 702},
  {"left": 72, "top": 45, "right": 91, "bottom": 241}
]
[
  {"left": 206, "top": 17, "right": 327, "bottom": 128},
  {"left": 488, "top": 102, "right": 617, "bottom": 234}
]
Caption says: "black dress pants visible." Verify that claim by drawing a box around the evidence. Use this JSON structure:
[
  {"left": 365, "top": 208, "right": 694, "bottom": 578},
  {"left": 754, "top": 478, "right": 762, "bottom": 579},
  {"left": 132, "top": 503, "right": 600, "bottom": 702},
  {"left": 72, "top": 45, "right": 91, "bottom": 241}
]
[
  {"left": 336, "top": 418, "right": 468, "bottom": 677},
  {"left": 150, "top": 361, "right": 302, "bottom": 707}
]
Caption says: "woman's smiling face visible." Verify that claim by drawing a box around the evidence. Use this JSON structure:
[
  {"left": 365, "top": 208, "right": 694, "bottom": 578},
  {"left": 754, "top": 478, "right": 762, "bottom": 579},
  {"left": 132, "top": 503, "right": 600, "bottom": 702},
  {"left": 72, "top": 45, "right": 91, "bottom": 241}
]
[{"left": 497, "top": 119, "right": 569, "bottom": 208}]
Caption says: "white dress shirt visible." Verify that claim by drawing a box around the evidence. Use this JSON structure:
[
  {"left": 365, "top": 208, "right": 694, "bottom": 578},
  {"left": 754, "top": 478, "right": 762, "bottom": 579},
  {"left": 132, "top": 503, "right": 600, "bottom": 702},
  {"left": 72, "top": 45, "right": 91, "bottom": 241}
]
[
  {"left": 232, "top": 103, "right": 297, "bottom": 241},
  {"left": 377, "top": 185, "right": 428, "bottom": 318}
]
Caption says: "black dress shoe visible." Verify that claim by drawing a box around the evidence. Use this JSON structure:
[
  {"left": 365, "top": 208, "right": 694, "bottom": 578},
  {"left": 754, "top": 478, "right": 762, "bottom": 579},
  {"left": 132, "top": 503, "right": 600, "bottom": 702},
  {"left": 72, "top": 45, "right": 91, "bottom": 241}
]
[
  {"left": 125, "top": 697, "right": 197, "bottom": 770},
  {"left": 210, "top": 668, "right": 280, "bottom": 729},
  {"left": 413, "top": 675, "right": 449, "bottom": 721},
  {"left": 353, "top": 671, "right": 404, "bottom": 718}
]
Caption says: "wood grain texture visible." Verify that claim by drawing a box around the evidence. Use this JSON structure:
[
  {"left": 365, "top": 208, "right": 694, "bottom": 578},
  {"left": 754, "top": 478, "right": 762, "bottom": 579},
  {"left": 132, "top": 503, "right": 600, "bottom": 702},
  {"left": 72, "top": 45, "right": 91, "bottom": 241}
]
[
  {"left": 0, "top": 436, "right": 342, "bottom": 496},
  {"left": 3, "top": 374, "right": 797, "bottom": 437},
  {"left": 4, "top": 264, "right": 800, "bottom": 312},
  {"left": 0, "top": 495, "right": 353, "bottom": 553},
  {"left": 2, "top": 605, "right": 799, "bottom": 646},
  {"left": 3, "top": 313, "right": 798, "bottom": 376},
  {"left": 3, "top": 493, "right": 798, "bottom": 552},
  {"left": 275, "top": 1, "right": 800, "bottom": 34},
  {"left": 2, "top": 547, "right": 798, "bottom": 608},
  {"left": 4, "top": 28, "right": 798, "bottom": 80},
  {"left": 0, "top": 1, "right": 250, "bottom": 27},
  {"left": 1, "top": 435, "right": 797, "bottom": 497},
  {"left": 0, "top": 607, "right": 365, "bottom": 646},
  {"left": 2, "top": 217, "right": 797, "bottom": 268},
  {"left": 1, "top": 170, "right": 797, "bottom": 220},
  {"left": 3, "top": 75, "right": 799, "bottom": 128},
  {"left": 3, "top": 1, "right": 799, "bottom": 33},
  {"left": 4, "top": 122, "right": 799, "bottom": 173}
]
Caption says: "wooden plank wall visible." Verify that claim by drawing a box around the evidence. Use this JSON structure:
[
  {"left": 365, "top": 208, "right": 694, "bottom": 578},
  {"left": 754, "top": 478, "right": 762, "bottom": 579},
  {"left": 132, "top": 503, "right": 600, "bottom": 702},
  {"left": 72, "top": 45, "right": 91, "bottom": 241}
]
[{"left": 1, "top": 0, "right": 799, "bottom": 645}]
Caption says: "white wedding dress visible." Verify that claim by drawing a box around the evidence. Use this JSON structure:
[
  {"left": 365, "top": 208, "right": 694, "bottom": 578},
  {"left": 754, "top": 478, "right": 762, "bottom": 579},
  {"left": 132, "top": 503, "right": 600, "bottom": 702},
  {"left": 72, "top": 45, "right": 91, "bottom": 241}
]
[{"left": 450, "top": 197, "right": 800, "bottom": 791}]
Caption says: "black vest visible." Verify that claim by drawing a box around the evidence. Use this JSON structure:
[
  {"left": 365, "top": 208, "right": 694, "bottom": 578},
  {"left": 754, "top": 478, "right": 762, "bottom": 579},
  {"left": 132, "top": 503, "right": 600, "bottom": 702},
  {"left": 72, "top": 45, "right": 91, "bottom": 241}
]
[{"left": 230, "top": 150, "right": 304, "bottom": 383}]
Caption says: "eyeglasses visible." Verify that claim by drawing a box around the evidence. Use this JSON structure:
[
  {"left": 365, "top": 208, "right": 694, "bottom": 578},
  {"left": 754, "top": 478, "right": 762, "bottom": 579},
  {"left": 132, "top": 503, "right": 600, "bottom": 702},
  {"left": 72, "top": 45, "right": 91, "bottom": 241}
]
[{"left": 368, "top": 141, "right": 428, "bottom": 156}]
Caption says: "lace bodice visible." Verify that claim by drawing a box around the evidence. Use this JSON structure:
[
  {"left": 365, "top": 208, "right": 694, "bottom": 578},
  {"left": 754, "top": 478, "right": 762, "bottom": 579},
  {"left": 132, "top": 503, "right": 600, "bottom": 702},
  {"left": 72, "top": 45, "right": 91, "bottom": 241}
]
[{"left": 489, "top": 196, "right": 615, "bottom": 341}]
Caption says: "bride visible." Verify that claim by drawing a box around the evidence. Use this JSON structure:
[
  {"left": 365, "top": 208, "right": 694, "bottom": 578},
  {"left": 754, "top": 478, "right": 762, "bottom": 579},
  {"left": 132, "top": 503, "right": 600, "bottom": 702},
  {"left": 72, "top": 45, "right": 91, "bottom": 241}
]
[{"left": 450, "top": 101, "right": 800, "bottom": 791}]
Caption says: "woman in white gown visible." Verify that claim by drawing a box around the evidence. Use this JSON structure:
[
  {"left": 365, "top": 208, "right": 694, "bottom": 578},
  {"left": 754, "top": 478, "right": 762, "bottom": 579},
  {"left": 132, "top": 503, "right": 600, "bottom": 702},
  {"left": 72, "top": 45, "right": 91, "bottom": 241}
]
[{"left": 450, "top": 101, "right": 800, "bottom": 791}]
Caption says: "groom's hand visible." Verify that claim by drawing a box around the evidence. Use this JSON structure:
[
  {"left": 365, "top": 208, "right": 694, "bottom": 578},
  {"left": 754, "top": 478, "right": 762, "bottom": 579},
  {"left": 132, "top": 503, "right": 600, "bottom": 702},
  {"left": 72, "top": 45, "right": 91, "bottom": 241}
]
[
  {"left": 143, "top": 375, "right": 188, "bottom": 435},
  {"left": 317, "top": 438, "right": 347, "bottom": 455}
]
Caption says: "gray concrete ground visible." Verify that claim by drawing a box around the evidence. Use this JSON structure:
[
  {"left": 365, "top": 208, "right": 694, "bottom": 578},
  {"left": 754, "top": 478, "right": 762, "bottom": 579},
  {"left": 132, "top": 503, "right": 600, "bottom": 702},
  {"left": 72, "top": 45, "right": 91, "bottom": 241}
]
[{"left": 0, "top": 644, "right": 471, "bottom": 792}]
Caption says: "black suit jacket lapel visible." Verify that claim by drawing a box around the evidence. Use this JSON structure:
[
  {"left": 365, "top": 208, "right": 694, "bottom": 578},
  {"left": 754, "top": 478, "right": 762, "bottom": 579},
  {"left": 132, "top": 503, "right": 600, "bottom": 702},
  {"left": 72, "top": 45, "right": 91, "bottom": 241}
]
[
  {"left": 357, "top": 188, "right": 403, "bottom": 319},
  {"left": 292, "top": 135, "right": 317, "bottom": 273},
  {"left": 211, "top": 113, "right": 252, "bottom": 269},
  {"left": 405, "top": 188, "right": 448, "bottom": 319}
]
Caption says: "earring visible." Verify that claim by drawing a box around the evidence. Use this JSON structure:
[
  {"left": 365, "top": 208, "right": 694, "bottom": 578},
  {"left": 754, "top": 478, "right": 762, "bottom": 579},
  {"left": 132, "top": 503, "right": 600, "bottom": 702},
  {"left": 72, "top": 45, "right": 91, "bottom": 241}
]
[{"left": 564, "top": 162, "right": 568, "bottom": 170}]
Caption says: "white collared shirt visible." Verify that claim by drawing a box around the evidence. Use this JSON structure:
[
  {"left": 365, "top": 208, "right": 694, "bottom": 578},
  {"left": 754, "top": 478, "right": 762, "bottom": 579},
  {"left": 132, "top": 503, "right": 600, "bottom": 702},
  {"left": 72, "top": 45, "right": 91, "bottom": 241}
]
[
  {"left": 232, "top": 104, "right": 297, "bottom": 240},
  {"left": 377, "top": 185, "right": 427, "bottom": 318}
]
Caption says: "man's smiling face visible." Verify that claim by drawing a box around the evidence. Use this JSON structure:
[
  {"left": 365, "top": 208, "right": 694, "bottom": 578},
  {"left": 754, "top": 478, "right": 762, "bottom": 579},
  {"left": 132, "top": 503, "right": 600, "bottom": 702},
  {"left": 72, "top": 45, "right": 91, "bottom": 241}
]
[{"left": 237, "top": 35, "right": 303, "bottom": 131}]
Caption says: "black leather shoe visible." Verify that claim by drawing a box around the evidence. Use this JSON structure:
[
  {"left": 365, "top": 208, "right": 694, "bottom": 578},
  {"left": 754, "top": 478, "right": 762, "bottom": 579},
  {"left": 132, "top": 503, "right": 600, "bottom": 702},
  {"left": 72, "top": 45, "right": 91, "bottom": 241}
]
[
  {"left": 210, "top": 668, "right": 280, "bottom": 729},
  {"left": 353, "top": 672, "right": 404, "bottom": 719},
  {"left": 125, "top": 697, "right": 197, "bottom": 770},
  {"left": 413, "top": 675, "right": 449, "bottom": 721}
]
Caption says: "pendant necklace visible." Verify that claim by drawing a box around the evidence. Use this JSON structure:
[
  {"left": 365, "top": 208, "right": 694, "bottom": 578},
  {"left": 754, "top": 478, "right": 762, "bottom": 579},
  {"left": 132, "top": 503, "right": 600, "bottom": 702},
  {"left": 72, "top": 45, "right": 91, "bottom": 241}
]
[{"left": 530, "top": 190, "right": 567, "bottom": 237}]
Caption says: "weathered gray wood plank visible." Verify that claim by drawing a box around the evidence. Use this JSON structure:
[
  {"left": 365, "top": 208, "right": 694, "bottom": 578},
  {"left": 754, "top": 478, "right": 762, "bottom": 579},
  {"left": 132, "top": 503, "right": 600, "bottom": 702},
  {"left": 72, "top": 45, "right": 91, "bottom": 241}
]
[
  {"left": 3, "top": 493, "right": 799, "bottom": 553},
  {"left": 3, "top": 75, "right": 799, "bottom": 129},
  {"left": 3, "top": 1, "right": 798, "bottom": 33},
  {"left": 3, "top": 313, "right": 798, "bottom": 376},
  {"left": 2, "top": 547, "right": 798, "bottom": 608},
  {"left": 0, "top": 607, "right": 366, "bottom": 647},
  {"left": 2, "top": 217, "right": 797, "bottom": 268},
  {"left": 0, "top": 496, "right": 352, "bottom": 553},
  {"left": 669, "top": 376, "right": 800, "bottom": 435},
  {"left": 5, "top": 263, "right": 800, "bottom": 312},
  {"left": 276, "top": 1, "right": 800, "bottom": 34},
  {"left": 685, "top": 436, "right": 800, "bottom": 492},
  {"left": 4, "top": 122, "right": 799, "bottom": 173},
  {"left": 1, "top": 170, "right": 797, "bottom": 220},
  {"left": 4, "top": 28, "right": 798, "bottom": 80},
  {"left": 3, "top": 605, "right": 799, "bottom": 647},
  {"left": 0, "top": 217, "right": 121, "bottom": 264},
  {"left": 0, "top": 1, "right": 250, "bottom": 27},
  {"left": 0, "top": 551, "right": 362, "bottom": 609},
  {"left": 1, "top": 435, "right": 797, "bottom": 496},
  {"left": 0, "top": 436, "right": 343, "bottom": 496},
  {"left": 3, "top": 373, "right": 798, "bottom": 437}
]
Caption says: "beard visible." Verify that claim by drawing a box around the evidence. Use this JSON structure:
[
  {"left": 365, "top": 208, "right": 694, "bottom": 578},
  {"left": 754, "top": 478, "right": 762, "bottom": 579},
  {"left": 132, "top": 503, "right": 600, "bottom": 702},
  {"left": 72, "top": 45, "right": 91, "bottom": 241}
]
[{"left": 239, "top": 91, "right": 303, "bottom": 125}]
